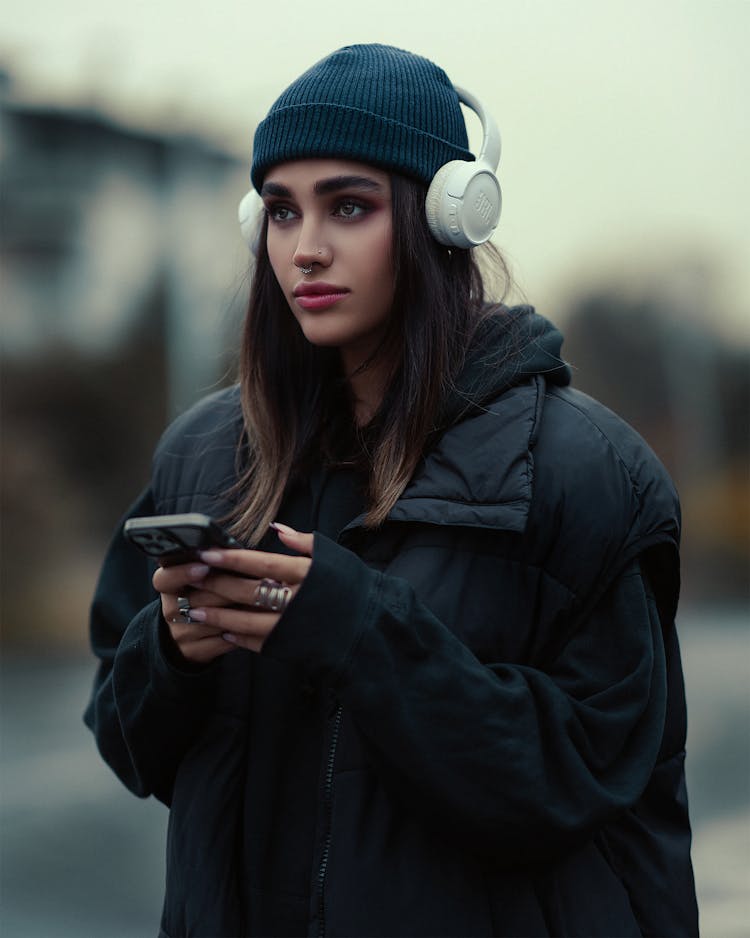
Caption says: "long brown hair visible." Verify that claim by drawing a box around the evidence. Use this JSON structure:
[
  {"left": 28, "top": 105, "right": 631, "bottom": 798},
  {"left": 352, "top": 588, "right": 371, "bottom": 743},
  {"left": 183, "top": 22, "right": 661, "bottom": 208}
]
[{"left": 227, "top": 173, "right": 510, "bottom": 545}]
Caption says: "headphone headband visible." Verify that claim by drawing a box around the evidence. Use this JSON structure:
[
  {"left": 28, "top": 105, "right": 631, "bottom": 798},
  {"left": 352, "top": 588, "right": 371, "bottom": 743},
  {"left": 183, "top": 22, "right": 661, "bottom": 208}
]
[{"left": 454, "top": 86, "right": 501, "bottom": 172}]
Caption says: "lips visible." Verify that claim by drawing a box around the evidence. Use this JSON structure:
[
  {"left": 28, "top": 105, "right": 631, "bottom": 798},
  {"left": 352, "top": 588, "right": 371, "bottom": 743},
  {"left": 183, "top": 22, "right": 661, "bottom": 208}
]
[
  {"left": 293, "top": 282, "right": 348, "bottom": 297},
  {"left": 293, "top": 282, "right": 350, "bottom": 311}
]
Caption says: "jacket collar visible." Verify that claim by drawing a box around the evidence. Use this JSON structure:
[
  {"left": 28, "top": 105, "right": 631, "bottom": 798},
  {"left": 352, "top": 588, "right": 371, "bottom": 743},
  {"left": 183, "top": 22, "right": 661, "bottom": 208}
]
[
  {"left": 366, "top": 307, "right": 567, "bottom": 534},
  {"left": 386, "top": 377, "right": 544, "bottom": 533},
  {"left": 337, "top": 308, "right": 568, "bottom": 538}
]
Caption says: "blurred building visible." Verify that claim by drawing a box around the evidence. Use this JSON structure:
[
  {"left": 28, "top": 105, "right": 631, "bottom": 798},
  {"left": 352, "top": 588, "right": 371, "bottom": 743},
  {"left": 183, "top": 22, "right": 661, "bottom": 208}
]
[
  {"left": 1, "top": 81, "right": 250, "bottom": 413},
  {"left": 1, "top": 80, "right": 251, "bottom": 647}
]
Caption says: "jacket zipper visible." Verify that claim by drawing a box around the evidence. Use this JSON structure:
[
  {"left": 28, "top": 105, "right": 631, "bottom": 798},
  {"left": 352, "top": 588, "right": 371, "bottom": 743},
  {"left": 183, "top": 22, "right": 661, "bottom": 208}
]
[{"left": 316, "top": 703, "right": 343, "bottom": 937}]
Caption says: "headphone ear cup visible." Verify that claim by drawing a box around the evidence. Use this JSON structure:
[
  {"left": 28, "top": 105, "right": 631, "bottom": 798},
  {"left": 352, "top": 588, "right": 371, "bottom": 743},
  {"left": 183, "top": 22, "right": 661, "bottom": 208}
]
[
  {"left": 238, "top": 190, "right": 263, "bottom": 255},
  {"left": 425, "top": 160, "right": 466, "bottom": 247},
  {"left": 425, "top": 160, "right": 502, "bottom": 249}
]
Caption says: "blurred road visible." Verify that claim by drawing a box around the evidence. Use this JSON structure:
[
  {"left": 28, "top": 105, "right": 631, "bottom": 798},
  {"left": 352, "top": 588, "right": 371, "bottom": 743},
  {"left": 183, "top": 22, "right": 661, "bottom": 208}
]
[{"left": 1, "top": 608, "right": 748, "bottom": 937}]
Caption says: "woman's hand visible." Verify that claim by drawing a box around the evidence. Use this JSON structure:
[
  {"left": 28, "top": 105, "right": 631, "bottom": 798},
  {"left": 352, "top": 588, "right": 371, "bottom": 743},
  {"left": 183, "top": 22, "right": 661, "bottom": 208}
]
[{"left": 153, "top": 524, "right": 313, "bottom": 663}]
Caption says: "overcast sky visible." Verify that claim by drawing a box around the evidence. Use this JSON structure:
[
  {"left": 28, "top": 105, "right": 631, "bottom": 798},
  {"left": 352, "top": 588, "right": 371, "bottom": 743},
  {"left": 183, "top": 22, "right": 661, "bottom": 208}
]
[{"left": 3, "top": 0, "right": 748, "bottom": 339}]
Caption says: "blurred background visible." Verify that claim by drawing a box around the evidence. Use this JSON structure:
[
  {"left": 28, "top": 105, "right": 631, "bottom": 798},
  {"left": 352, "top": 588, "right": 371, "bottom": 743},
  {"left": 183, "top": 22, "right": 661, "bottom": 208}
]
[{"left": 1, "top": 1, "right": 748, "bottom": 935}]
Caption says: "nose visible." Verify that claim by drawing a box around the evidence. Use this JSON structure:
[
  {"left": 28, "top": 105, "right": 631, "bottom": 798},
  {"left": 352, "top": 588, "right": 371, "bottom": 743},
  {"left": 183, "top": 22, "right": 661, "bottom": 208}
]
[{"left": 293, "top": 220, "right": 331, "bottom": 272}]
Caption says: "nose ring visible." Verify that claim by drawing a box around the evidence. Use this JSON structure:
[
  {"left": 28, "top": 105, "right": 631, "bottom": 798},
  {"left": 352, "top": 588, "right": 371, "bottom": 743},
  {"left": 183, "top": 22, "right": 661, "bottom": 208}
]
[{"left": 296, "top": 250, "right": 324, "bottom": 275}]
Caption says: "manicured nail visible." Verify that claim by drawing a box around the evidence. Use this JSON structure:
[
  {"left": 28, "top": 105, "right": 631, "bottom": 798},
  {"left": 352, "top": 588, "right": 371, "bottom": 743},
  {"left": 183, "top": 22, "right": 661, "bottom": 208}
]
[
  {"left": 222, "top": 632, "right": 237, "bottom": 644},
  {"left": 189, "top": 564, "right": 210, "bottom": 579},
  {"left": 199, "top": 550, "right": 223, "bottom": 563},
  {"left": 270, "top": 521, "right": 297, "bottom": 535},
  {"left": 188, "top": 608, "right": 206, "bottom": 621}
]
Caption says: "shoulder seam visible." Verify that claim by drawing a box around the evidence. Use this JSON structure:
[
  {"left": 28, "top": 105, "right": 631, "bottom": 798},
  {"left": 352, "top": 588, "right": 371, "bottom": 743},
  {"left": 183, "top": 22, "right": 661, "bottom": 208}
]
[{"left": 544, "top": 389, "right": 643, "bottom": 505}]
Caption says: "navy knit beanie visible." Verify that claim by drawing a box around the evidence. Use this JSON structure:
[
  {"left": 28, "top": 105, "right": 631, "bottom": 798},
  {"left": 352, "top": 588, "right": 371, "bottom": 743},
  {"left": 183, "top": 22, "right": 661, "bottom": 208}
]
[{"left": 251, "top": 44, "right": 473, "bottom": 191}]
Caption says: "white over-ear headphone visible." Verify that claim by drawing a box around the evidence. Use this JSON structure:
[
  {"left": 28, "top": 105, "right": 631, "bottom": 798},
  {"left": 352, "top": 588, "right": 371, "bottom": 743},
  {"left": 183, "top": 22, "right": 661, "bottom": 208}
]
[
  {"left": 238, "top": 189, "right": 263, "bottom": 256},
  {"left": 424, "top": 86, "right": 502, "bottom": 249},
  {"left": 238, "top": 85, "right": 501, "bottom": 253}
]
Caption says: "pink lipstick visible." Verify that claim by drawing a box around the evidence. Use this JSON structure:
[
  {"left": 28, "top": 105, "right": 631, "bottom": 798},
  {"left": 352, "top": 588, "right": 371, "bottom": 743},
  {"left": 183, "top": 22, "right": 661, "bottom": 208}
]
[{"left": 293, "top": 282, "right": 349, "bottom": 311}]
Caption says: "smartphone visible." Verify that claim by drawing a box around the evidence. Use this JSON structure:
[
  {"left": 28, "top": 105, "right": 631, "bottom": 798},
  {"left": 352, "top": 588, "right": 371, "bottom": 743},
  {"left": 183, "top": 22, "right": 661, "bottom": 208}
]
[{"left": 123, "top": 513, "right": 241, "bottom": 565}]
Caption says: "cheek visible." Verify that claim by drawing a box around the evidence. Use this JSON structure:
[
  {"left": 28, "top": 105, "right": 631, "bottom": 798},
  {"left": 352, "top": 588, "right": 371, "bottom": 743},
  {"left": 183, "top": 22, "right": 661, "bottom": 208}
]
[
  {"left": 358, "top": 218, "right": 393, "bottom": 281},
  {"left": 266, "top": 234, "right": 289, "bottom": 287},
  {"left": 371, "top": 230, "right": 395, "bottom": 309},
  {"left": 266, "top": 249, "right": 281, "bottom": 284}
]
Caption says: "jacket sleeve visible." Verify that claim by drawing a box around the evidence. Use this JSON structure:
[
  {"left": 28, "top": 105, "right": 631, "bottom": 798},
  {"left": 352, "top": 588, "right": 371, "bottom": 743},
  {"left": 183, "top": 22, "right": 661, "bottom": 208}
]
[
  {"left": 261, "top": 534, "right": 668, "bottom": 865},
  {"left": 83, "top": 488, "right": 219, "bottom": 805}
]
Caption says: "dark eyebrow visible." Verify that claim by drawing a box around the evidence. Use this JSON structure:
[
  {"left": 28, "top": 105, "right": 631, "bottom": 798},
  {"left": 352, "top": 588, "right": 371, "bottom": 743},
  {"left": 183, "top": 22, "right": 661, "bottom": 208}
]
[
  {"left": 313, "top": 175, "right": 385, "bottom": 196},
  {"left": 260, "top": 175, "right": 385, "bottom": 199},
  {"left": 260, "top": 181, "right": 291, "bottom": 198}
]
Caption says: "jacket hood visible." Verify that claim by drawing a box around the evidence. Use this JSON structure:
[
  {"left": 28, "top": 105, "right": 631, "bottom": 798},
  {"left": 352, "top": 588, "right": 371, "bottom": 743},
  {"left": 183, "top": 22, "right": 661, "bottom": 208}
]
[{"left": 437, "top": 306, "right": 571, "bottom": 431}]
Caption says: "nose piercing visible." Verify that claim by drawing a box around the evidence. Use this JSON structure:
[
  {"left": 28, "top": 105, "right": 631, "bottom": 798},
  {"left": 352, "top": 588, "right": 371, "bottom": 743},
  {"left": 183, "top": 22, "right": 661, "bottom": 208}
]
[{"left": 296, "top": 250, "right": 324, "bottom": 275}]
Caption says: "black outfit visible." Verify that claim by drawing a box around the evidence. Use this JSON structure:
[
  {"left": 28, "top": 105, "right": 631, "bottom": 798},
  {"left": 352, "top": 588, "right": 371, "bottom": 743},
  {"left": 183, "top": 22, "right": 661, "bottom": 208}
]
[{"left": 85, "top": 309, "right": 698, "bottom": 937}]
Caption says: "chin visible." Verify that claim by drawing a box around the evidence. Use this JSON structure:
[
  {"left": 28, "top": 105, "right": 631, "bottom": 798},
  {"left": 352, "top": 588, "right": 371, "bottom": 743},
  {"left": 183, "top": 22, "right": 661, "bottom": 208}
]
[
  {"left": 298, "top": 325, "right": 348, "bottom": 348},
  {"left": 295, "top": 316, "right": 354, "bottom": 349}
]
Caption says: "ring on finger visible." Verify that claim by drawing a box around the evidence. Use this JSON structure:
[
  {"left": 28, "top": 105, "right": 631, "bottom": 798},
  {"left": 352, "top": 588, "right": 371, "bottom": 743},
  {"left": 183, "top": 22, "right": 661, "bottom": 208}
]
[
  {"left": 253, "top": 578, "right": 292, "bottom": 613},
  {"left": 176, "top": 595, "right": 193, "bottom": 623}
]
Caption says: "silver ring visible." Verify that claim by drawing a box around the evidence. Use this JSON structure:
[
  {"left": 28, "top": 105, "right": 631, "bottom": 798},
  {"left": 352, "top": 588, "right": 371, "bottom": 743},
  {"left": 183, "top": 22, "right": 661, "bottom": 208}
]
[
  {"left": 177, "top": 595, "right": 191, "bottom": 614},
  {"left": 253, "top": 578, "right": 292, "bottom": 613},
  {"left": 297, "top": 263, "right": 313, "bottom": 275}
]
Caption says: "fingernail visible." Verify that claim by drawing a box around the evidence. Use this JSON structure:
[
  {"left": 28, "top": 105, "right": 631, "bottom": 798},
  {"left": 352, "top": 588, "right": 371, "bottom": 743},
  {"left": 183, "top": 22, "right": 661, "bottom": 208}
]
[
  {"left": 189, "top": 608, "right": 206, "bottom": 621},
  {"left": 199, "top": 550, "right": 223, "bottom": 563},
  {"left": 270, "top": 521, "right": 297, "bottom": 535},
  {"left": 222, "top": 632, "right": 237, "bottom": 644},
  {"left": 189, "top": 564, "right": 210, "bottom": 579}
]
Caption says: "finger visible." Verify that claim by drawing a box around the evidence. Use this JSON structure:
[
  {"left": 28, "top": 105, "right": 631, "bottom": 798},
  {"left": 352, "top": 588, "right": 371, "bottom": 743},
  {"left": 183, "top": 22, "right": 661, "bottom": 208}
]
[
  {"left": 198, "top": 548, "right": 311, "bottom": 584},
  {"left": 162, "top": 593, "right": 224, "bottom": 626},
  {"left": 221, "top": 632, "right": 263, "bottom": 654},
  {"left": 153, "top": 561, "right": 210, "bottom": 594},
  {"left": 176, "top": 583, "right": 238, "bottom": 609},
  {"left": 271, "top": 523, "right": 314, "bottom": 557},
  {"left": 188, "top": 604, "right": 281, "bottom": 644},
  {"left": 194, "top": 573, "right": 295, "bottom": 609},
  {"left": 167, "top": 618, "right": 225, "bottom": 644},
  {"left": 191, "top": 573, "right": 258, "bottom": 608}
]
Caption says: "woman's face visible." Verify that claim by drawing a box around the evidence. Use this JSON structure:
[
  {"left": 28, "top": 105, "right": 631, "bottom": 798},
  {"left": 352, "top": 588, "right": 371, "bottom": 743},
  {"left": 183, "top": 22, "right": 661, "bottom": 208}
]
[{"left": 262, "top": 159, "right": 395, "bottom": 368}]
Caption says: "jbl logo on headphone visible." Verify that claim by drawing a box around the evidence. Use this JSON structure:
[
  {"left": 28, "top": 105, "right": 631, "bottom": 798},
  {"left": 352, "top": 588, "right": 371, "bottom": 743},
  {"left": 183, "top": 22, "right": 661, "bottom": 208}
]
[{"left": 474, "top": 190, "right": 495, "bottom": 225}]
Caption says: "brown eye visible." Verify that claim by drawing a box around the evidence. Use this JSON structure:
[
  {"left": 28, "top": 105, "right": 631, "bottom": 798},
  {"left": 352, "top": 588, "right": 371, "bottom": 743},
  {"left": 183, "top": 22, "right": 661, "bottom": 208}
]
[
  {"left": 334, "top": 201, "right": 366, "bottom": 219},
  {"left": 267, "top": 204, "right": 297, "bottom": 222}
]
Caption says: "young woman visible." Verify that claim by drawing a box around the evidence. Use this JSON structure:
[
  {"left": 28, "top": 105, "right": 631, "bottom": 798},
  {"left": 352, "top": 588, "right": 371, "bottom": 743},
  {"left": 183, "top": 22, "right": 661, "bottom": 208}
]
[{"left": 85, "top": 44, "right": 699, "bottom": 937}]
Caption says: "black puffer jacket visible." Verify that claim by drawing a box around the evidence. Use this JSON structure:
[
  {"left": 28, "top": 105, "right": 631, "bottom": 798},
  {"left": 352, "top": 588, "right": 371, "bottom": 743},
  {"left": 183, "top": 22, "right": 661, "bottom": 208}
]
[{"left": 85, "top": 310, "right": 698, "bottom": 937}]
